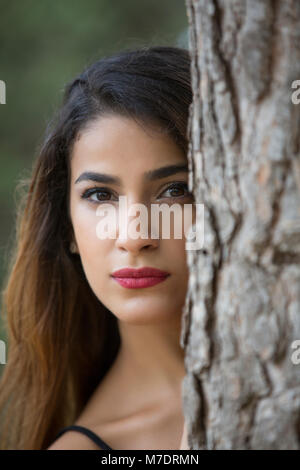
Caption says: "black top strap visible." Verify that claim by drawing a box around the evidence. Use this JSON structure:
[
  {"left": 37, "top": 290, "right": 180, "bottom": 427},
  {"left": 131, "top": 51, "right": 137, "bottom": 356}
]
[{"left": 53, "top": 424, "right": 113, "bottom": 450}]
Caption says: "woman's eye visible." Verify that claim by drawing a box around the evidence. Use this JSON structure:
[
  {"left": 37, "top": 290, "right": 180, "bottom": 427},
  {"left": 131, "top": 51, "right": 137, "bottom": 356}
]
[
  {"left": 81, "top": 187, "right": 115, "bottom": 204},
  {"left": 159, "top": 182, "right": 190, "bottom": 199},
  {"left": 80, "top": 182, "right": 192, "bottom": 205}
]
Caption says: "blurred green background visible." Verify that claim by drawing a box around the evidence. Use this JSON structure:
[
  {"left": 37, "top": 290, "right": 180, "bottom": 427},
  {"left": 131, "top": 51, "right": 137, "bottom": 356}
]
[{"left": 0, "top": 0, "right": 188, "bottom": 370}]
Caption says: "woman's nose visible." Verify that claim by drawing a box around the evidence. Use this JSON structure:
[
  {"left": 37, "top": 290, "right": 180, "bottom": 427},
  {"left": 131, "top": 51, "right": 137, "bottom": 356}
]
[
  {"left": 115, "top": 232, "right": 159, "bottom": 254},
  {"left": 115, "top": 200, "right": 159, "bottom": 254}
]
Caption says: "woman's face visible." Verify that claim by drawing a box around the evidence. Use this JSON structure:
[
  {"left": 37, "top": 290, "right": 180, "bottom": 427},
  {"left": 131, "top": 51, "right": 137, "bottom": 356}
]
[{"left": 69, "top": 115, "right": 195, "bottom": 325}]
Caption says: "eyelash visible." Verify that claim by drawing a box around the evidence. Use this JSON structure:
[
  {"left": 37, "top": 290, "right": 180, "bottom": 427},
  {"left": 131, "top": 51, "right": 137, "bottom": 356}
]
[{"left": 80, "top": 182, "right": 191, "bottom": 205}]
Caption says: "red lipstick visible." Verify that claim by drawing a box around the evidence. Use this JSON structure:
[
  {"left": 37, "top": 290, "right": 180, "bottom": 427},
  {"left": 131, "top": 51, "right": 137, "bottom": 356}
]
[{"left": 111, "top": 267, "right": 170, "bottom": 289}]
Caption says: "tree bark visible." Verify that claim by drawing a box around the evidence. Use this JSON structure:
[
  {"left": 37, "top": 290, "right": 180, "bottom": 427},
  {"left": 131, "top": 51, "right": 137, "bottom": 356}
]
[{"left": 181, "top": 0, "right": 300, "bottom": 449}]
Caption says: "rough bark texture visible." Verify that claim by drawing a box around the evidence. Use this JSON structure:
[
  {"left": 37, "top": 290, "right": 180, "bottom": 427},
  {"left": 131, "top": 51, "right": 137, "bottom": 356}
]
[{"left": 181, "top": 0, "right": 300, "bottom": 449}]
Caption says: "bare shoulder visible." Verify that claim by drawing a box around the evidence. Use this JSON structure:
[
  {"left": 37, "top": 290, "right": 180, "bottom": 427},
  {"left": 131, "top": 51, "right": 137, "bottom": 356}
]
[{"left": 47, "top": 430, "right": 104, "bottom": 450}]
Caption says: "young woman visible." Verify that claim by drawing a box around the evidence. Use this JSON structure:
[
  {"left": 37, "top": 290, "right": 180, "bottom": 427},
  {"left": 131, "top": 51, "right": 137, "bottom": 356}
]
[{"left": 0, "top": 45, "right": 194, "bottom": 450}]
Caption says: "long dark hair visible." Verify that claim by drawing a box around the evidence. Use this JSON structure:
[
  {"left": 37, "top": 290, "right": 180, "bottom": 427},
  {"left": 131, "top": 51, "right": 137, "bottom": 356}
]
[{"left": 0, "top": 45, "right": 192, "bottom": 449}]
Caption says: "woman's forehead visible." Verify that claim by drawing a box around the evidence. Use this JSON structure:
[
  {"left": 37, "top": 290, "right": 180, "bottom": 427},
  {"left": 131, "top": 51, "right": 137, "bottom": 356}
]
[{"left": 70, "top": 115, "right": 186, "bottom": 178}]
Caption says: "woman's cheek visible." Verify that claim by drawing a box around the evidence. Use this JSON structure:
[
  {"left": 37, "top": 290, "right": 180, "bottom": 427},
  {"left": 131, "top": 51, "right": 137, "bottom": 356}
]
[{"left": 73, "top": 208, "right": 101, "bottom": 252}]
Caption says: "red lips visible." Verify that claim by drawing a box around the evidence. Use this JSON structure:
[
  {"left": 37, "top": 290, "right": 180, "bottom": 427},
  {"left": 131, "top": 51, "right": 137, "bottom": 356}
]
[
  {"left": 111, "top": 266, "right": 170, "bottom": 289},
  {"left": 111, "top": 267, "right": 170, "bottom": 278}
]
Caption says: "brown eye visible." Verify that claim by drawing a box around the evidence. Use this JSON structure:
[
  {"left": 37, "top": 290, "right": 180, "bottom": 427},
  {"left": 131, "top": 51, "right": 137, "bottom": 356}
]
[
  {"left": 169, "top": 186, "right": 184, "bottom": 197},
  {"left": 159, "top": 182, "right": 189, "bottom": 199},
  {"left": 94, "top": 190, "right": 111, "bottom": 202},
  {"left": 81, "top": 187, "right": 116, "bottom": 204}
]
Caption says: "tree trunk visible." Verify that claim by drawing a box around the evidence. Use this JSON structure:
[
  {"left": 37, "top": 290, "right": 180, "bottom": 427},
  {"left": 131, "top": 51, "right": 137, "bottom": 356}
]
[{"left": 181, "top": 0, "right": 300, "bottom": 449}]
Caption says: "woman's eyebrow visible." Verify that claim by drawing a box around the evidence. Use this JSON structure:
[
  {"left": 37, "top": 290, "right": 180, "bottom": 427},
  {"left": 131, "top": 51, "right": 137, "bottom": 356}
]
[
  {"left": 145, "top": 164, "right": 188, "bottom": 181},
  {"left": 75, "top": 171, "right": 121, "bottom": 185},
  {"left": 74, "top": 164, "right": 188, "bottom": 185}
]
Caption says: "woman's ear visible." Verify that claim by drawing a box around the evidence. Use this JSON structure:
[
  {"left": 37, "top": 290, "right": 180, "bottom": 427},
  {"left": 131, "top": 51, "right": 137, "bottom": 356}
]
[
  {"left": 68, "top": 224, "right": 79, "bottom": 254},
  {"left": 69, "top": 240, "right": 78, "bottom": 254}
]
